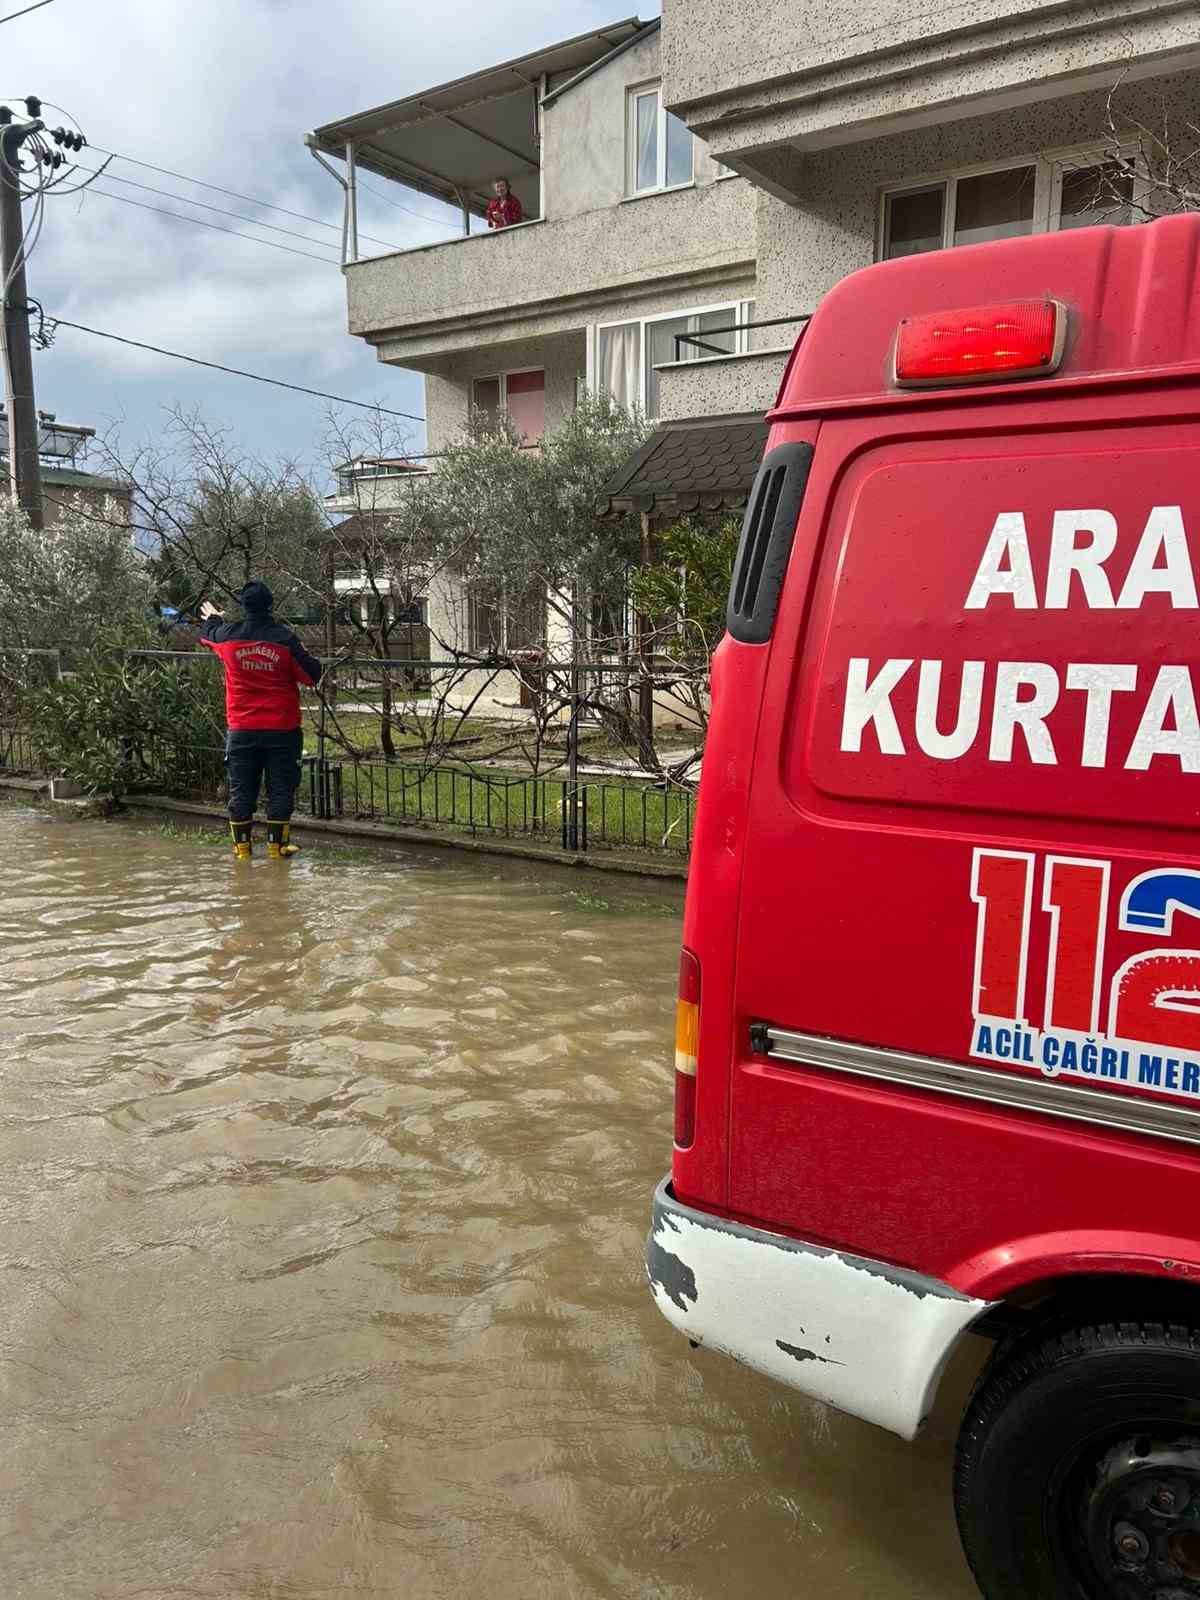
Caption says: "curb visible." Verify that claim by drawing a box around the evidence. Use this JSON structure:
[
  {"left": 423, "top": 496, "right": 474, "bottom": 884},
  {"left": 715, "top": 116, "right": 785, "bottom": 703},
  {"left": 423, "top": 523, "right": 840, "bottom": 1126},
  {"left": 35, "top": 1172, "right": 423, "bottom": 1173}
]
[{"left": 123, "top": 794, "right": 689, "bottom": 883}]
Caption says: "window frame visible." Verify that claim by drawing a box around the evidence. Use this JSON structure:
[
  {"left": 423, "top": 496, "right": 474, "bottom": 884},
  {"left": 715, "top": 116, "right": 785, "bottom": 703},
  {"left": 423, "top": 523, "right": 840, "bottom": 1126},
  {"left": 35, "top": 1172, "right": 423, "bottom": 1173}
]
[
  {"left": 590, "top": 299, "right": 756, "bottom": 420},
  {"left": 471, "top": 366, "right": 546, "bottom": 438},
  {"left": 877, "top": 142, "right": 1146, "bottom": 262},
  {"left": 471, "top": 366, "right": 545, "bottom": 410},
  {"left": 1045, "top": 143, "right": 1145, "bottom": 232},
  {"left": 625, "top": 79, "right": 695, "bottom": 197},
  {"left": 467, "top": 579, "right": 544, "bottom": 655}
]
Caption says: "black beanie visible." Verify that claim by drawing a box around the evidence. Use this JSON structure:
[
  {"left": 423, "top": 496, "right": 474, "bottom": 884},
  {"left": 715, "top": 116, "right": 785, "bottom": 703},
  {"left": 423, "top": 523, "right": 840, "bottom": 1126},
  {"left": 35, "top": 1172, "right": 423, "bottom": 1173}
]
[{"left": 237, "top": 581, "right": 273, "bottom": 614}]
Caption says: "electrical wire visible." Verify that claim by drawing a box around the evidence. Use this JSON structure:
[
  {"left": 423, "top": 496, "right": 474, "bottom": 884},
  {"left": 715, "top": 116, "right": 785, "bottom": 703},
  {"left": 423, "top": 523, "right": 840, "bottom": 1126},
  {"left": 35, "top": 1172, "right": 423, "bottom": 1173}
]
[
  {"left": 46, "top": 315, "right": 426, "bottom": 422},
  {"left": 90, "top": 144, "right": 461, "bottom": 238},
  {"left": 74, "top": 162, "right": 358, "bottom": 253},
  {"left": 355, "top": 171, "right": 479, "bottom": 229},
  {"left": 0, "top": 0, "right": 54, "bottom": 22},
  {"left": 81, "top": 185, "right": 342, "bottom": 265}
]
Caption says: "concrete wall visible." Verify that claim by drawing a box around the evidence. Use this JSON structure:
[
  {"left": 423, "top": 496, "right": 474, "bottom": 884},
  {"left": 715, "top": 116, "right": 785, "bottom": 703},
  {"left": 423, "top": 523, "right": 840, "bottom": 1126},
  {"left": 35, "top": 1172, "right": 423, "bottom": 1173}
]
[
  {"left": 421, "top": 331, "right": 585, "bottom": 454},
  {"left": 41, "top": 483, "right": 132, "bottom": 532},
  {"left": 662, "top": 0, "right": 1200, "bottom": 189},
  {"left": 348, "top": 176, "right": 758, "bottom": 364},
  {"left": 752, "top": 71, "right": 1200, "bottom": 320},
  {"left": 543, "top": 28, "right": 724, "bottom": 221},
  {"left": 654, "top": 345, "right": 794, "bottom": 422}
]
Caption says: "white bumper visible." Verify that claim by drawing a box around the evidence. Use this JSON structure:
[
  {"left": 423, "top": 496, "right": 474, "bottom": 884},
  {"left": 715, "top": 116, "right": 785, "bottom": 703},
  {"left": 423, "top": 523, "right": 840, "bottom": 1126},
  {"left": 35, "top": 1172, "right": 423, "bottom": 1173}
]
[{"left": 646, "top": 1180, "right": 992, "bottom": 1440}]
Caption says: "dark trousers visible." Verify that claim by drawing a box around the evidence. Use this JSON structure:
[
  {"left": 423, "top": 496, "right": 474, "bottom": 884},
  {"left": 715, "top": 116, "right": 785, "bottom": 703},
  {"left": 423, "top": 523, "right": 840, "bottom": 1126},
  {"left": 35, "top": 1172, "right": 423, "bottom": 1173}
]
[{"left": 225, "top": 728, "right": 304, "bottom": 822}]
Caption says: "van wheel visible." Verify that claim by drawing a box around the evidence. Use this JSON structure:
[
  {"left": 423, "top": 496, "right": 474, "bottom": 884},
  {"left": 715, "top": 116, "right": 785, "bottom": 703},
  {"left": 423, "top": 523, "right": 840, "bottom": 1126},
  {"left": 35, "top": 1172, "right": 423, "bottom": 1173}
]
[{"left": 954, "top": 1317, "right": 1200, "bottom": 1599}]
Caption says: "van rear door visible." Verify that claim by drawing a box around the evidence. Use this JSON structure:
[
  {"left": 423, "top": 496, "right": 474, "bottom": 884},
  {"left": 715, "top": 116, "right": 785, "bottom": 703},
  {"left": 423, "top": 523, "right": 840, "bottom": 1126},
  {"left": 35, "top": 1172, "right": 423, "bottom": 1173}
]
[{"left": 729, "top": 385, "right": 1200, "bottom": 1289}]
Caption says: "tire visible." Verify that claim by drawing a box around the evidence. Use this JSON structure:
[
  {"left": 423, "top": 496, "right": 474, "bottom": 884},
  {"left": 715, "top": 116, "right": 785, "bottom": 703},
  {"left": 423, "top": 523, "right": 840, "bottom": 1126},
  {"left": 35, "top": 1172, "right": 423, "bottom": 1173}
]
[{"left": 954, "top": 1316, "right": 1200, "bottom": 1600}]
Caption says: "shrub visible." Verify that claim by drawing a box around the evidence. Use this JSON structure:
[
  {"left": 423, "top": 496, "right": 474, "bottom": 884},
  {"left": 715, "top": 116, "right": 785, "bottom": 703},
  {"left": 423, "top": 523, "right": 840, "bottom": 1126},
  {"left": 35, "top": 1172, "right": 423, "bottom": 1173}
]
[{"left": 23, "top": 655, "right": 225, "bottom": 798}]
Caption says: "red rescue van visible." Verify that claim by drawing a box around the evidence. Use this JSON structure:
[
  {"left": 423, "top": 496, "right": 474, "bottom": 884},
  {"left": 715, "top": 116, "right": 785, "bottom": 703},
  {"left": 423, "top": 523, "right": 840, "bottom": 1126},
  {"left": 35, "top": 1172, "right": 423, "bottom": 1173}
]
[{"left": 647, "top": 213, "right": 1200, "bottom": 1600}]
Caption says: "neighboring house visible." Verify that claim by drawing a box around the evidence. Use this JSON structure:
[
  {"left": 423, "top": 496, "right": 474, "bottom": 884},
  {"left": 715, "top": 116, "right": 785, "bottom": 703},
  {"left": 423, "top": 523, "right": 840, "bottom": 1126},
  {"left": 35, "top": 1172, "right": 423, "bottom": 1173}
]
[
  {"left": 0, "top": 409, "right": 132, "bottom": 531},
  {"left": 325, "top": 455, "right": 429, "bottom": 628},
  {"left": 308, "top": 8, "right": 1195, "bottom": 701}
]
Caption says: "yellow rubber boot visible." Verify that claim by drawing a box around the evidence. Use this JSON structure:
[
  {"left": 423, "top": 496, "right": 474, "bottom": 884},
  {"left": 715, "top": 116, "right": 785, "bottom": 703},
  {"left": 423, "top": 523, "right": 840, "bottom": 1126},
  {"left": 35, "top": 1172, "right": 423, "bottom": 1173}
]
[
  {"left": 230, "top": 821, "right": 253, "bottom": 861},
  {"left": 266, "top": 821, "right": 300, "bottom": 859}
]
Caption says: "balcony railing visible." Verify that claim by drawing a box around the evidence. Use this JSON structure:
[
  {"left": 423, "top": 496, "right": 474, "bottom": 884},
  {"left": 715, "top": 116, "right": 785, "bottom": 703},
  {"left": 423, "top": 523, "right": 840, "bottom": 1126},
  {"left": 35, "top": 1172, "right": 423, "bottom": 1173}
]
[{"left": 671, "top": 313, "right": 812, "bottom": 361}]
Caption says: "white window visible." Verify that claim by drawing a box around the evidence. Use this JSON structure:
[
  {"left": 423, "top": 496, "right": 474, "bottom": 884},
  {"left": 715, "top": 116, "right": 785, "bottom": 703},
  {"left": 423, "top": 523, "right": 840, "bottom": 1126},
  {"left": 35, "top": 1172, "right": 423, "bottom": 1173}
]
[
  {"left": 1050, "top": 155, "right": 1137, "bottom": 230},
  {"left": 593, "top": 301, "right": 754, "bottom": 421},
  {"left": 880, "top": 147, "right": 1142, "bottom": 261},
  {"left": 626, "top": 82, "right": 694, "bottom": 196}
]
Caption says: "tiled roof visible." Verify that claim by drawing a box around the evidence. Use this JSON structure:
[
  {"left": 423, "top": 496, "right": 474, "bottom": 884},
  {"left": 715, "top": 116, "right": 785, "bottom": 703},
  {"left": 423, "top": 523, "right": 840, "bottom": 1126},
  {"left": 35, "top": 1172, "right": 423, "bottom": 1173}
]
[{"left": 599, "top": 414, "right": 769, "bottom": 519}]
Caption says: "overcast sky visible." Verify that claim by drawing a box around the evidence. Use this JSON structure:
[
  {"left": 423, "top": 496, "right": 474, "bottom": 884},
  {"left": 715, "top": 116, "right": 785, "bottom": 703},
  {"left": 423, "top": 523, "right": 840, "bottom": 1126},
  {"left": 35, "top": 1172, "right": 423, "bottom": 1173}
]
[{"left": 5, "top": 0, "right": 658, "bottom": 485}]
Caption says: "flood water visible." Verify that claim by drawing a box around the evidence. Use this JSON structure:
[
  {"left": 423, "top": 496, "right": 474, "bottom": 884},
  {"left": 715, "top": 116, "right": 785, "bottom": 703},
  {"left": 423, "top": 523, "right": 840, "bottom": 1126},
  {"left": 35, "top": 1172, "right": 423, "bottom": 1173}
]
[{"left": 0, "top": 805, "right": 980, "bottom": 1600}]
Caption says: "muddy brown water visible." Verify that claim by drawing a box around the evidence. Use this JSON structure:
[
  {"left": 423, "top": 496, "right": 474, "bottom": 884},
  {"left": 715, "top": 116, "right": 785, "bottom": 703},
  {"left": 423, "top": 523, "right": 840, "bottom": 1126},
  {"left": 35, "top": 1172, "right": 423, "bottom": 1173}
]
[{"left": 0, "top": 806, "right": 982, "bottom": 1599}]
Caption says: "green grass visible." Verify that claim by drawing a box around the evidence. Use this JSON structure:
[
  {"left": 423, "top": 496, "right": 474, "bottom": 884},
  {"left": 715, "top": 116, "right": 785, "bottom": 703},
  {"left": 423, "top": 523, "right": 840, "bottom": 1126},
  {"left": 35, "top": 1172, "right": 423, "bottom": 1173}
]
[
  {"left": 305, "top": 709, "right": 510, "bottom": 761},
  {"left": 304, "top": 707, "right": 704, "bottom": 770}
]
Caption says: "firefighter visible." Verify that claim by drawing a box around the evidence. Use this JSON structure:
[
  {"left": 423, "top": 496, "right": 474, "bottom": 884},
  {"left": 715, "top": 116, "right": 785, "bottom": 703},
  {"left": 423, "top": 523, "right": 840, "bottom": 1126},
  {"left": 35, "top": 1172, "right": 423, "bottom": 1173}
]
[{"left": 199, "top": 583, "right": 323, "bottom": 860}]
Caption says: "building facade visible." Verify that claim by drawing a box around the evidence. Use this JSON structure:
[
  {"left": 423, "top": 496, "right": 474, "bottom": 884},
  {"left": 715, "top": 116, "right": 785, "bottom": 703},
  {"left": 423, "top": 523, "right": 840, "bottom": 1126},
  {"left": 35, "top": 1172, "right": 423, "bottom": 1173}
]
[
  {"left": 310, "top": 7, "right": 1197, "bottom": 684},
  {"left": 656, "top": 0, "right": 1198, "bottom": 418}
]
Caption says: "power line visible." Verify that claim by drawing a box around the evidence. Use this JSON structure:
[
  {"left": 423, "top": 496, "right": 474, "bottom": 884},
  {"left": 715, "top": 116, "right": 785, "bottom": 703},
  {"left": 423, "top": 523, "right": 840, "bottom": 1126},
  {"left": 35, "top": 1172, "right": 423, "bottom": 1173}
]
[
  {"left": 0, "top": 0, "right": 54, "bottom": 22},
  {"left": 75, "top": 162, "right": 357, "bottom": 253},
  {"left": 47, "top": 315, "right": 426, "bottom": 423},
  {"left": 90, "top": 144, "right": 460, "bottom": 239},
  {"left": 83, "top": 184, "right": 341, "bottom": 266},
  {"left": 355, "top": 171, "right": 469, "bottom": 230}
]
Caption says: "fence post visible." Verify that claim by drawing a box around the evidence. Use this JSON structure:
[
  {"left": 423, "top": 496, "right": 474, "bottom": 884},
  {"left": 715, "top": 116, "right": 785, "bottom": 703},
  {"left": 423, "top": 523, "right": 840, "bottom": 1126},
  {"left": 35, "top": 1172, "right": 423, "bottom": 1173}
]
[
  {"left": 566, "top": 661, "right": 581, "bottom": 852},
  {"left": 316, "top": 665, "right": 328, "bottom": 820},
  {"left": 52, "top": 649, "right": 62, "bottom": 682}
]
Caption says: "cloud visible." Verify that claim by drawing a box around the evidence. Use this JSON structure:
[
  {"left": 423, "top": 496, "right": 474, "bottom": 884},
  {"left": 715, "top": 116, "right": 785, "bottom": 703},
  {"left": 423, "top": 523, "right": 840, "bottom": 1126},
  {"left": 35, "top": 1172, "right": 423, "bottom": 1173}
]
[{"left": 6, "top": 0, "right": 660, "bottom": 474}]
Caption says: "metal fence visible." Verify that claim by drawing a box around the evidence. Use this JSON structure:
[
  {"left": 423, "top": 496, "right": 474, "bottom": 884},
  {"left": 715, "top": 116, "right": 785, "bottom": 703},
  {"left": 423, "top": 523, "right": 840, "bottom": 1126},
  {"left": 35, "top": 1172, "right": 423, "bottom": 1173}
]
[
  {"left": 300, "top": 756, "right": 694, "bottom": 855},
  {"left": 0, "top": 726, "right": 36, "bottom": 773},
  {"left": 0, "top": 646, "right": 699, "bottom": 859}
]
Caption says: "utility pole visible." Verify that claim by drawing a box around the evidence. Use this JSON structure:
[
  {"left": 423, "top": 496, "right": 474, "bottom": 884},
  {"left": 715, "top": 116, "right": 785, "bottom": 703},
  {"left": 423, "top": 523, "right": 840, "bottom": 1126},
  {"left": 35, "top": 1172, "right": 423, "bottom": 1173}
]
[{"left": 0, "top": 101, "right": 44, "bottom": 529}]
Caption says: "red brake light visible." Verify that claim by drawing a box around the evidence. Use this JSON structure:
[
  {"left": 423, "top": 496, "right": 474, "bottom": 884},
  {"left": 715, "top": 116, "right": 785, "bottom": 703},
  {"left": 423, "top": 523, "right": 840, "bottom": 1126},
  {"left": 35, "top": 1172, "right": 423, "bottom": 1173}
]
[
  {"left": 894, "top": 300, "right": 1064, "bottom": 387},
  {"left": 674, "top": 949, "right": 700, "bottom": 1149}
]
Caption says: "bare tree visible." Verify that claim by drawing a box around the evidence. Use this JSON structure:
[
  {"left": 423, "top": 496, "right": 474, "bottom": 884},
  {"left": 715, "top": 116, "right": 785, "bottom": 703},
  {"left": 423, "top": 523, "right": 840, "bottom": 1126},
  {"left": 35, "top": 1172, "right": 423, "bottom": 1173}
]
[
  {"left": 1088, "top": 73, "right": 1200, "bottom": 221},
  {"left": 98, "top": 405, "right": 326, "bottom": 619}
]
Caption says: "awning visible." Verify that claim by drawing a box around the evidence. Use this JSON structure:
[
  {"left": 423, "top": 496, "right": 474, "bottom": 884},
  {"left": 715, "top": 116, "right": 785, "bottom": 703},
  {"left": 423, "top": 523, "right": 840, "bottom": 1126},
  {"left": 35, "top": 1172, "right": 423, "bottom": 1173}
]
[
  {"left": 599, "top": 415, "right": 770, "bottom": 519},
  {"left": 309, "top": 19, "right": 645, "bottom": 221}
]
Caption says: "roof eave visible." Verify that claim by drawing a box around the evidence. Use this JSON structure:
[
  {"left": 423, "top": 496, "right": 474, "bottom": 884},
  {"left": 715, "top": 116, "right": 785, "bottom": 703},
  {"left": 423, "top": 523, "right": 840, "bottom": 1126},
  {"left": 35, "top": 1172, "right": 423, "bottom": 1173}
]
[
  {"left": 541, "top": 18, "right": 661, "bottom": 109},
  {"left": 310, "top": 18, "right": 644, "bottom": 148}
]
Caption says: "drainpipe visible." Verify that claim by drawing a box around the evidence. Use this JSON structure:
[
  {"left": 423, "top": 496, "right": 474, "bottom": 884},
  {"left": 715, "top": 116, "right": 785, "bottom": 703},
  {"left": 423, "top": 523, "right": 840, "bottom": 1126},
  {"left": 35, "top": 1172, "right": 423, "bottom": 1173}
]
[
  {"left": 345, "top": 140, "right": 359, "bottom": 263},
  {"left": 304, "top": 133, "right": 352, "bottom": 265}
]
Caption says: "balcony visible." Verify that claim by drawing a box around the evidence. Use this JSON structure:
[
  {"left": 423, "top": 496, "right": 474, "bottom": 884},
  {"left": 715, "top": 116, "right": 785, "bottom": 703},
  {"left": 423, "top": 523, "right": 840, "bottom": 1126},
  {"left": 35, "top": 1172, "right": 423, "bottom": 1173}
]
[
  {"left": 651, "top": 313, "right": 807, "bottom": 422},
  {"left": 307, "top": 20, "right": 757, "bottom": 368},
  {"left": 344, "top": 178, "right": 757, "bottom": 366},
  {"left": 325, "top": 458, "right": 428, "bottom": 517},
  {"left": 307, "top": 22, "right": 652, "bottom": 257}
]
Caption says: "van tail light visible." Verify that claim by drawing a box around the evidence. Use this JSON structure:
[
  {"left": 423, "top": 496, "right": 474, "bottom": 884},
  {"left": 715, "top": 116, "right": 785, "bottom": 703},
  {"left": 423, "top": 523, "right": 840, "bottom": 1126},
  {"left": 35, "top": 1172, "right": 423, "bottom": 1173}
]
[
  {"left": 894, "top": 300, "right": 1064, "bottom": 387},
  {"left": 674, "top": 948, "right": 701, "bottom": 1149}
]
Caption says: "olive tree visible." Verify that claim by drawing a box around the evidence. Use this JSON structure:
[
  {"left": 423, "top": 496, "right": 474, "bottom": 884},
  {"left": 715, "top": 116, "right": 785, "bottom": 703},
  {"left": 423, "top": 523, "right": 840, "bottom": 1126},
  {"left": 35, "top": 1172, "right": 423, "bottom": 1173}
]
[
  {"left": 428, "top": 390, "right": 648, "bottom": 660},
  {"left": 0, "top": 498, "right": 153, "bottom": 664}
]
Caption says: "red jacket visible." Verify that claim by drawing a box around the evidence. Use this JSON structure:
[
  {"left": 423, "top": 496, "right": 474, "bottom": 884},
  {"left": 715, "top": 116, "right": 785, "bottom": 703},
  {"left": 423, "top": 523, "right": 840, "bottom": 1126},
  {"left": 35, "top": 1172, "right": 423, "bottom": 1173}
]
[
  {"left": 485, "top": 194, "right": 524, "bottom": 229},
  {"left": 200, "top": 615, "right": 322, "bottom": 731}
]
